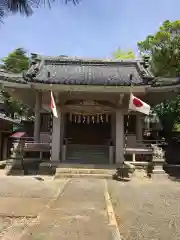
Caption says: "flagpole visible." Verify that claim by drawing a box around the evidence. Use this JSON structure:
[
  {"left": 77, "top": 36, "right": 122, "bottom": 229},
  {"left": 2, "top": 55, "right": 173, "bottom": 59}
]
[{"left": 124, "top": 83, "right": 133, "bottom": 159}]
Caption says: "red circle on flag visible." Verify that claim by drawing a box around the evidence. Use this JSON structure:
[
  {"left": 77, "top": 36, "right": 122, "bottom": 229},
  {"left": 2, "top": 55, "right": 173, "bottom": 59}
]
[{"left": 133, "top": 97, "right": 143, "bottom": 107}]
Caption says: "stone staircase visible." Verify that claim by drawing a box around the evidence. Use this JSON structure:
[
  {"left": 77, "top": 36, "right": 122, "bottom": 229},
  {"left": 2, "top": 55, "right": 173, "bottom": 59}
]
[
  {"left": 54, "top": 164, "right": 116, "bottom": 179},
  {"left": 54, "top": 144, "right": 112, "bottom": 179},
  {"left": 66, "top": 144, "right": 110, "bottom": 164}
]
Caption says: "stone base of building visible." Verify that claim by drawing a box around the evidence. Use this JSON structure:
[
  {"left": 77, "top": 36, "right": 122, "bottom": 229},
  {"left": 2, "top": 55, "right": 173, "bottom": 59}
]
[
  {"left": 151, "top": 169, "right": 169, "bottom": 180},
  {"left": 39, "top": 161, "right": 58, "bottom": 175}
]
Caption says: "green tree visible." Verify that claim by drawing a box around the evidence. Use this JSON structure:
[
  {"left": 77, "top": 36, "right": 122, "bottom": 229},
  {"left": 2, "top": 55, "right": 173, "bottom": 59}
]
[
  {"left": 138, "top": 20, "right": 180, "bottom": 136},
  {"left": 113, "top": 48, "right": 136, "bottom": 60},
  {"left": 2, "top": 48, "right": 29, "bottom": 73},
  {"left": 138, "top": 20, "right": 180, "bottom": 77},
  {"left": 1, "top": 48, "right": 30, "bottom": 118}
]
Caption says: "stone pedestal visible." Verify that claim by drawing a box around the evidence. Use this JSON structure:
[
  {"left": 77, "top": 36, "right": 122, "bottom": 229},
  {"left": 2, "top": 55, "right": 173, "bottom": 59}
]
[
  {"left": 6, "top": 139, "right": 25, "bottom": 175},
  {"left": 151, "top": 144, "right": 168, "bottom": 180}
]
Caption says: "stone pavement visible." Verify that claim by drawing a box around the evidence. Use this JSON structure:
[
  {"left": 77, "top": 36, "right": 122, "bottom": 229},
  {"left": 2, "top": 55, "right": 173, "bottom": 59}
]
[
  {"left": 18, "top": 179, "right": 115, "bottom": 240},
  {"left": 0, "top": 176, "right": 65, "bottom": 217}
]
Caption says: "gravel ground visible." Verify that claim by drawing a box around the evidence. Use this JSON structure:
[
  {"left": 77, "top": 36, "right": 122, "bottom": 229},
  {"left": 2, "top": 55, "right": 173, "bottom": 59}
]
[{"left": 108, "top": 179, "right": 180, "bottom": 240}]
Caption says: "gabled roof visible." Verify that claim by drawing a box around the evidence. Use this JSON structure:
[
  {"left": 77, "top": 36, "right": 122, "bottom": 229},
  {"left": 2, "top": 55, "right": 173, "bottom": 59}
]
[
  {"left": 151, "top": 77, "right": 180, "bottom": 87},
  {"left": 0, "top": 91, "right": 4, "bottom": 104},
  {"left": 0, "top": 54, "right": 180, "bottom": 89},
  {"left": 0, "top": 69, "right": 26, "bottom": 84},
  {"left": 23, "top": 54, "right": 154, "bottom": 86},
  {"left": 0, "top": 113, "right": 22, "bottom": 125}
]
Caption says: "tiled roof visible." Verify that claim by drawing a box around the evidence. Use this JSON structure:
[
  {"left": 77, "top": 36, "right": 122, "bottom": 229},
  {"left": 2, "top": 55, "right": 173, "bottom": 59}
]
[
  {"left": 0, "top": 91, "right": 4, "bottom": 104},
  {"left": 151, "top": 77, "right": 180, "bottom": 87},
  {"left": 0, "top": 113, "right": 22, "bottom": 124},
  {"left": 0, "top": 69, "right": 27, "bottom": 84},
  {"left": 23, "top": 55, "right": 154, "bottom": 86}
]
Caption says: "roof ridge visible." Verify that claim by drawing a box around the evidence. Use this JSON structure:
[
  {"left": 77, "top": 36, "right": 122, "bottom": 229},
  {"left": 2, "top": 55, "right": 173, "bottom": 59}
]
[{"left": 31, "top": 53, "right": 143, "bottom": 64}]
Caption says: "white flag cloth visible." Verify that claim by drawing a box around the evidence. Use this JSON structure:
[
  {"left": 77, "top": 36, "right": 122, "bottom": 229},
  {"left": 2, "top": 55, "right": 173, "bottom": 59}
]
[
  {"left": 129, "top": 93, "right": 150, "bottom": 115},
  {"left": 51, "top": 91, "right": 58, "bottom": 118}
]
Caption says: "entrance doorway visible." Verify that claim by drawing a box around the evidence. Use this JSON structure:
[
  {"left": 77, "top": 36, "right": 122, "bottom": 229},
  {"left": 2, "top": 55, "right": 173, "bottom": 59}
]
[{"left": 65, "top": 114, "right": 111, "bottom": 145}]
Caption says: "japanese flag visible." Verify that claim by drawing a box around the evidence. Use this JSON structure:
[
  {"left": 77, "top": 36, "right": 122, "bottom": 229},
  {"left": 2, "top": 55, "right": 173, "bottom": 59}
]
[
  {"left": 129, "top": 93, "right": 150, "bottom": 115},
  {"left": 51, "top": 91, "right": 58, "bottom": 118}
]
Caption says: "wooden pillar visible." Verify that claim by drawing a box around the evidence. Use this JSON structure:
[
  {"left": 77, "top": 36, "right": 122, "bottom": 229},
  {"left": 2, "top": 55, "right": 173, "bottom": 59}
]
[
  {"left": 51, "top": 107, "right": 62, "bottom": 162},
  {"left": 115, "top": 109, "right": 124, "bottom": 164},
  {"left": 34, "top": 91, "right": 42, "bottom": 142}
]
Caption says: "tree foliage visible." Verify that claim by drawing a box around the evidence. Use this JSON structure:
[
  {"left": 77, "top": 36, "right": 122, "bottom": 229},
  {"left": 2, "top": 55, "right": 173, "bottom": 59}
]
[
  {"left": 138, "top": 20, "right": 180, "bottom": 77},
  {"left": 113, "top": 48, "right": 136, "bottom": 60},
  {"left": 0, "top": 0, "right": 79, "bottom": 21},
  {"left": 1, "top": 48, "right": 30, "bottom": 118},
  {"left": 2, "top": 48, "right": 29, "bottom": 73},
  {"left": 138, "top": 20, "right": 180, "bottom": 136}
]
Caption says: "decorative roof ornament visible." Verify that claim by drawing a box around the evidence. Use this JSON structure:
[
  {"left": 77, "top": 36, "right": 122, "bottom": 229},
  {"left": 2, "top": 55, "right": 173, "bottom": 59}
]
[{"left": 143, "top": 55, "right": 150, "bottom": 69}]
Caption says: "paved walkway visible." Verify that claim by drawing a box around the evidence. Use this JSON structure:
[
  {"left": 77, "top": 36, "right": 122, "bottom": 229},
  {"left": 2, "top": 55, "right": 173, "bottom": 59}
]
[
  {"left": 18, "top": 179, "right": 116, "bottom": 240},
  {"left": 0, "top": 176, "right": 60, "bottom": 217}
]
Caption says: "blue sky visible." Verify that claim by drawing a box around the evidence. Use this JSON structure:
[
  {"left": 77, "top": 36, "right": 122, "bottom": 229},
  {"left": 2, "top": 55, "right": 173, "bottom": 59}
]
[{"left": 0, "top": 0, "right": 179, "bottom": 59}]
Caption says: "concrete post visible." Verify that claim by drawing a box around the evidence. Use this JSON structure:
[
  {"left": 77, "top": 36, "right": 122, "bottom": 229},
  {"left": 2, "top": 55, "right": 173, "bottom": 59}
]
[
  {"left": 111, "top": 113, "right": 116, "bottom": 145},
  {"left": 2, "top": 137, "right": 8, "bottom": 160},
  {"left": 60, "top": 113, "right": 65, "bottom": 146},
  {"left": 136, "top": 115, "right": 143, "bottom": 141},
  {"left": 109, "top": 146, "right": 114, "bottom": 164},
  {"left": 51, "top": 107, "right": 61, "bottom": 162},
  {"left": 34, "top": 91, "right": 42, "bottom": 142},
  {"left": 60, "top": 113, "right": 65, "bottom": 161},
  {"left": 115, "top": 109, "right": 124, "bottom": 164}
]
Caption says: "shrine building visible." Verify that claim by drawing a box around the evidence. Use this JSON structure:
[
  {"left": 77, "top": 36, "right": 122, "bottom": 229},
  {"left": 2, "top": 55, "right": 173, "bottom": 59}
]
[{"left": 0, "top": 54, "right": 179, "bottom": 166}]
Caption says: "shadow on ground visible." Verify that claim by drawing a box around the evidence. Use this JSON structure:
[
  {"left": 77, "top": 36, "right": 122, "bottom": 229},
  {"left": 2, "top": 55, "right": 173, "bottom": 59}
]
[
  {"left": 6, "top": 160, "right": 41, "bottom": 176},
  {"left": 164, "top": 165, "right": 180, "bottom": 182}
]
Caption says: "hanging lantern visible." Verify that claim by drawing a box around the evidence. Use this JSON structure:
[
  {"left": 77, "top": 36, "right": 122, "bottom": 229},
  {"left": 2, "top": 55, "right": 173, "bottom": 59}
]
[
  {"left": 91, "top": 115, "right": 95, "bottom": 124},
  {"left": 83, "top": 115, "right": 86, "bottom": 123},
  {"left": 100, "top": 114, "right": 103, "bottom": 123},
  {"left": 74, "top": 115, "right": 77, "bottom": 123}
]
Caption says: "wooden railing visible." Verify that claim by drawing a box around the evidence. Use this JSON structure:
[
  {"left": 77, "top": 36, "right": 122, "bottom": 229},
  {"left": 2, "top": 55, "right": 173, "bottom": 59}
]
[
  {"left": 135, "top": 139, "right": 167, "bottom": 147},
  {"left": 63, "top": 138, "right": 167, "bottom": 147},
  {"left": 12, "top": 137, "right": 51, "bottom": 152}
]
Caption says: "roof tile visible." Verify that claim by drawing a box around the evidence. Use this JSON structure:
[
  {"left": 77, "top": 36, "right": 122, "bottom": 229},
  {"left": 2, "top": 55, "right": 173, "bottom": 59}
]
[{"left": 25, "top": 56, "right": 153, "bottom": 86}]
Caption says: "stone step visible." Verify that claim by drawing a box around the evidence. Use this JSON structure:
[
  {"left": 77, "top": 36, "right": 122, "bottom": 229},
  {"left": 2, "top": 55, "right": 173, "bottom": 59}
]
[
  {"left": 54, "top": 173, "right": 113, "bottom": 179},
  {"left": 66, "top": 148, "right": 109, "bottom": 163},
  {"left": 67, "top": 151, "right": 108, "bottom": 155},
  {"left": 55, "top": 167, "right": 116, "bottom": 175}
]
